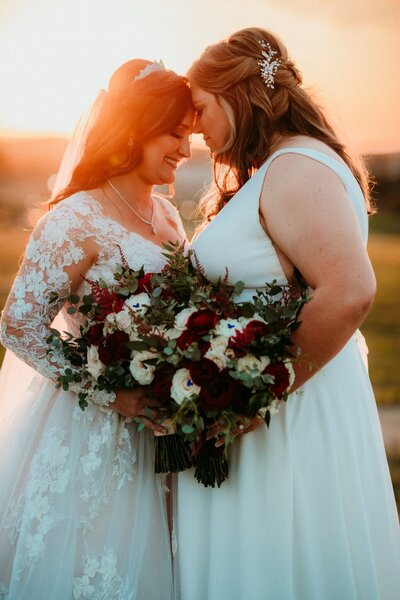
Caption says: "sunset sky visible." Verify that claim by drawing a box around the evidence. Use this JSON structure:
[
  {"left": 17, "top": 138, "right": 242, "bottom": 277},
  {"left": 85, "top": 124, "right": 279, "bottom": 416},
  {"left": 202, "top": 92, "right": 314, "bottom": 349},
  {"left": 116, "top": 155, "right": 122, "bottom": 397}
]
[{"left": 0, "top": 0, "right": 399, "bottom": 154}]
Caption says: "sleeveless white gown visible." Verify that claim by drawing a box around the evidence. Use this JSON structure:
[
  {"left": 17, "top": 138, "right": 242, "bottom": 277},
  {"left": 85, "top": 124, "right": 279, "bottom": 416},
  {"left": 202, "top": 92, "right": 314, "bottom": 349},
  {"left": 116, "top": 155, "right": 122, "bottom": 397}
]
[
  {"left": 175, "top": 149, "right": 400, "bottom": 600},
  {"left": 0, "top": 193, "right": 186, "bottom": 600}
]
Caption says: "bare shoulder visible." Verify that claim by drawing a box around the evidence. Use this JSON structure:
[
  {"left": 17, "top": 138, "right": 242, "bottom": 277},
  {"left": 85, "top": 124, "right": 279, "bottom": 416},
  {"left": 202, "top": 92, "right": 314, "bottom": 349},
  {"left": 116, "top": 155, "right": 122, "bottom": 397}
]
[{"left": 262, "top": 151, "right": 346, "bottom": 205}]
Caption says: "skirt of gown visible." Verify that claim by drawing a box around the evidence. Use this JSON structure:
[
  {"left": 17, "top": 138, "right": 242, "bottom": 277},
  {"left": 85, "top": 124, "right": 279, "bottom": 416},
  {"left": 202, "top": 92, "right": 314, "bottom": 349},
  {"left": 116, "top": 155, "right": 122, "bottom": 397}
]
[
  {"left": 175, "top": 332, "right": 400, "bottom": 600},
  {"left": 0, "top": 350, "right": 174, "bottom": 600}
]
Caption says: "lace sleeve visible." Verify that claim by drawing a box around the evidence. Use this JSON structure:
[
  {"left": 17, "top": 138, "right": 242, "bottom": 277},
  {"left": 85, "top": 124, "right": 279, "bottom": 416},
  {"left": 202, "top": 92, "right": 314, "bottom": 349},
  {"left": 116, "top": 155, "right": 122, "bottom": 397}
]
[{"left": 0, "top": 197, "right": 115, "bottom": 407}]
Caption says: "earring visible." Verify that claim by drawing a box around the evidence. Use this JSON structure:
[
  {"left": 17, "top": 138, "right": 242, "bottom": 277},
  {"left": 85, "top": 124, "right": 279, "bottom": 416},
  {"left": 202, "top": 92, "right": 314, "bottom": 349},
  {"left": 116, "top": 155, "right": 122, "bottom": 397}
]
[{"left": 128, "top": 133, "right": 134, "bottom": 146}]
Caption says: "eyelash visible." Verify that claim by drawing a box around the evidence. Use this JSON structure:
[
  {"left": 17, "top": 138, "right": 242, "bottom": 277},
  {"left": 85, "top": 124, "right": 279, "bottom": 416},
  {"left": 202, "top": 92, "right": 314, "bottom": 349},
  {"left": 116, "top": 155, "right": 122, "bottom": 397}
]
[{"left": 171, "top": 133, "right": 184, "bottom": 140}]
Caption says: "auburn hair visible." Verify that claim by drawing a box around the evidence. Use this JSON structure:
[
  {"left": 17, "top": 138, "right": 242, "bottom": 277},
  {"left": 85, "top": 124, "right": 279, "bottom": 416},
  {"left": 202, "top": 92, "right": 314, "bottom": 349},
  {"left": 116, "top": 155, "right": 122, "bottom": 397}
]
[
  {"left": 187, "top": 27, "right": 374, "bottom": 221},
  {"left": 49, "top": 59, "right": 193, "bottom": 206}
]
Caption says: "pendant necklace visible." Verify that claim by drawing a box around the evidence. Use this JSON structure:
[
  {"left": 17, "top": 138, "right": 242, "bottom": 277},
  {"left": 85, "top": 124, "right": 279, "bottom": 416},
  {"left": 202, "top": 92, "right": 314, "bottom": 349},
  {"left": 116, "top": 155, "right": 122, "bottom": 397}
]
[{"left": 107, "top": 179, "right": 157, "bottom": 235}]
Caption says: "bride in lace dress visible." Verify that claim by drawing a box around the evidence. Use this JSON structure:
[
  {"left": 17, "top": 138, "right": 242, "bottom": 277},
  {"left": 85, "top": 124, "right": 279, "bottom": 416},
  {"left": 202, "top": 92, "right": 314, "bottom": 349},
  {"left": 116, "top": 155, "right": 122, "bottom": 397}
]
[
  {"left": 0, "top": 59, "right": 194, "bottom": 599},
  {"left": 175, "top": 28, "right": 400, "bottom": 599}
]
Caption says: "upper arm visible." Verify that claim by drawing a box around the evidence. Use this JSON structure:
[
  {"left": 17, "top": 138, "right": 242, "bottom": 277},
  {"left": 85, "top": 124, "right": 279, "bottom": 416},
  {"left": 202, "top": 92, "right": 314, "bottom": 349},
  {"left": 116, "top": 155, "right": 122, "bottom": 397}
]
[
  {"left": 259, "top": 154, "right": 375, "bottom": 295},
  {"left": 0, "top": 200, "right": 100, "bottom": 370}
]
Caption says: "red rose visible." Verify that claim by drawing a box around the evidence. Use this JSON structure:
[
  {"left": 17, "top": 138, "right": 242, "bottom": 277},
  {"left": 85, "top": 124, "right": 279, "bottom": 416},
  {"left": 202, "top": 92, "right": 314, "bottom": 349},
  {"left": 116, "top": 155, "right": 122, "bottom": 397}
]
[
  {"left": 186, "top": 309, "right": 217, "bottom": 336},
  {"left": 197, "top": 370, "right": 240, "bottom": 411},
  {"left": 263, "top": 363, "right": 290, "bottom": 399},
  {"left": 86, "top": 323, "right": 104, "bottom": 346},
  {"left": 151, "top": 365, "right": 174, "bottom": 403},
  {"left": 189, "top": 359, "right": 220, "bottom": 386},
  {"left": 176, "top": 309, "right": 217, "bottom": 351},
  {"left": 176, "top": 330, "right": 211, "bottom": 354},
  {"left": 229, "top": 320, "right": 270, "bottom": 357},
  {"left": 98, "top": 331, "right": 130, "bottom": 366},
  {"left": 95, "top": 291, "right": 126, "bottom": 321},
  {"left": 244, "top": 320, "right": 270, "bottom": 340},
  {"left": 136, "top": 272, "right": 154, "bottom": 294},
  {"left": 176, "top": 329, "right": 197, "bottom": 350}
]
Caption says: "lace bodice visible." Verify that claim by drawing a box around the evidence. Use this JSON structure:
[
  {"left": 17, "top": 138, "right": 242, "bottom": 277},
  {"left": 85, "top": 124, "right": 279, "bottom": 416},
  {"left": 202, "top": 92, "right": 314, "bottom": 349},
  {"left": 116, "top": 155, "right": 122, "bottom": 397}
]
[{"left": 0, "top": 192, "right": 183, "bottom": 406}]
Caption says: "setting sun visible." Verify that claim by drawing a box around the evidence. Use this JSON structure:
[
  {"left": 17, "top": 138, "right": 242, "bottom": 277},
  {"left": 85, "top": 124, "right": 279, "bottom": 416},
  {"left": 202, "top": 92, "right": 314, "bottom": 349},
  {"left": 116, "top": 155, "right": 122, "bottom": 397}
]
[{"left": 0, "top": 0, "right": 399, "bottom": 154}]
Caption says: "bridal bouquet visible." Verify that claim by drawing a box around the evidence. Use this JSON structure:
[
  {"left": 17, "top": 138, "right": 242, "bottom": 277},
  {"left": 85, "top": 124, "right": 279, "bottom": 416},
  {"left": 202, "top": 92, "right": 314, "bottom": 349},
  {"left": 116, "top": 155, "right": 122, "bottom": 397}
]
[{"left": 47, "top": 243, "right": 309, "bottom": 487}]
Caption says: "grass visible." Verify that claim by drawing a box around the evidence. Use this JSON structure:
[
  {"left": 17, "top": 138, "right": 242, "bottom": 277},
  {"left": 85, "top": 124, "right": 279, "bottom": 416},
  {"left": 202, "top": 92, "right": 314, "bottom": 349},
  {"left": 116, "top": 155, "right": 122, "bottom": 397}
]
[{"left": 363, "top": 231, "right": 400, "bottom": 405}]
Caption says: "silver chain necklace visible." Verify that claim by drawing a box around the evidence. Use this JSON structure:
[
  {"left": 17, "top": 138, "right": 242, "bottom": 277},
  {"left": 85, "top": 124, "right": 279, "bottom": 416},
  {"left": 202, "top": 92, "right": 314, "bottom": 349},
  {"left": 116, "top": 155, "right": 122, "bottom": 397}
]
[{"left": 107, "top": 179, "right": 157, "bottom": 235}]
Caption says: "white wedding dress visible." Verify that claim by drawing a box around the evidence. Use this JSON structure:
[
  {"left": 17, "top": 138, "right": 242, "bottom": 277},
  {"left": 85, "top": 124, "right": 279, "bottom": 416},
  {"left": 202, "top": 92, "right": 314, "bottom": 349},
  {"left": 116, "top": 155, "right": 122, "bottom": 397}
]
[
  {"left": 175, "top": 149, "right": 400, "bottom": 600},
  {"left": 0, "top": 193, "right": 185, "bottom": 600}
]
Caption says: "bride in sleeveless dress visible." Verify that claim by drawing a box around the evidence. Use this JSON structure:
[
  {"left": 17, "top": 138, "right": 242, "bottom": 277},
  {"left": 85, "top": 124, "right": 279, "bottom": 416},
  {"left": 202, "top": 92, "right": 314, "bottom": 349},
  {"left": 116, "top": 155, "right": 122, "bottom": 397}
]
[
  {"left": 175, "top": 28, "right": 400, "bottom": 599},
  {"left": 0, "top": 59, "right": 194, "bottom": 599}
]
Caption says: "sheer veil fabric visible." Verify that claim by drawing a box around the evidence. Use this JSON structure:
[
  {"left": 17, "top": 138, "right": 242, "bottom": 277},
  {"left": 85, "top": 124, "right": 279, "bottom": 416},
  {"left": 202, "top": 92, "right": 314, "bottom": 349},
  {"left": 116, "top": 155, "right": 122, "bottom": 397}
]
[{"left": 50, "top": 90, "right": 107, "bottom": 201}]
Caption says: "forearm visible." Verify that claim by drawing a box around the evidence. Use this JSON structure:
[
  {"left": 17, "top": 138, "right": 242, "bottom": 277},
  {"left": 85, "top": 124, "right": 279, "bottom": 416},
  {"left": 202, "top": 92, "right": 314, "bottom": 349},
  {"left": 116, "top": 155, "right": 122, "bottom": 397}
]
[{"left": 289, "top": 286, "right": 374, "bottom": 392}]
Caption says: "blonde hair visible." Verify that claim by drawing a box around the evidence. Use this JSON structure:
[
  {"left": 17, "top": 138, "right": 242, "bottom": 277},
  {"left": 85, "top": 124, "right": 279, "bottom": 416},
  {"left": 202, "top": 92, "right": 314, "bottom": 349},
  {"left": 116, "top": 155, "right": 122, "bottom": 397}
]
[{"left": 188, "top": 27, "right": 374, "bottom": 221}]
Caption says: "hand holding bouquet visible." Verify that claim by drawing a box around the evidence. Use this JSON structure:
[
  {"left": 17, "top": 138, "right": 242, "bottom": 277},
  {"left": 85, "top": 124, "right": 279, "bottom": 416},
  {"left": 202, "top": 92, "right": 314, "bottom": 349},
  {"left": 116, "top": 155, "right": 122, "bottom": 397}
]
[{"left": 47, "top": 243, "right": 309, "bottom": 487}]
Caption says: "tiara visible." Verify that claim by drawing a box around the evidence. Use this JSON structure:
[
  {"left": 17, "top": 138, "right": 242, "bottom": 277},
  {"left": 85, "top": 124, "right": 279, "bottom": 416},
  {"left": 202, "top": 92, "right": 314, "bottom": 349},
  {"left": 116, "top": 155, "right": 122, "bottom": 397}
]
[
  {"left": 257, "top": 40, "right": 281, "bottom": 89},
  {"left": 134, "top": 59, "right": 166, "bottom": 81}
]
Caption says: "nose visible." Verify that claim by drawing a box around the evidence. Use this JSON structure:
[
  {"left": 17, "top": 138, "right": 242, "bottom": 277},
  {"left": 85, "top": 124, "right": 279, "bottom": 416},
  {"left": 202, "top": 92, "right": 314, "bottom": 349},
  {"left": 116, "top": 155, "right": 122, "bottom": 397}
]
[{"left": 179, "top": 135, "right": 191, "bottom": 158}]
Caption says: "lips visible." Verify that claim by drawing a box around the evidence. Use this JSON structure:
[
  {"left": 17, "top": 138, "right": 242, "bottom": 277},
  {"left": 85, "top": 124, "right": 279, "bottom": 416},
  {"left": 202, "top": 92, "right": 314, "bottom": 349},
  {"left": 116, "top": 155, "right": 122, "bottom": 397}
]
[{"left": 164, "top": 157, "right": 178, "bottom": 168}]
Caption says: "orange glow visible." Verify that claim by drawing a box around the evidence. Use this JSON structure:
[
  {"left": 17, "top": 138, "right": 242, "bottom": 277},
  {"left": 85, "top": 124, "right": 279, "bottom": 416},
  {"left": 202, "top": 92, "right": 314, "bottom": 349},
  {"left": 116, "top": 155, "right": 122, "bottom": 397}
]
[{"left": 0, "top": 0, "right": 399, "bottom": 154}]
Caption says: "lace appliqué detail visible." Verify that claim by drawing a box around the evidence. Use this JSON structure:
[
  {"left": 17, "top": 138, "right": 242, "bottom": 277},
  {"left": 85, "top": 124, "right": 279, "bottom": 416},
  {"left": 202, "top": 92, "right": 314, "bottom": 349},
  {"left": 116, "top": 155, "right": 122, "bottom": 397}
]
[
  {"left": 73, "top": 549, "right": 134, "bottom": 600},
  {"left": 4, "top": 427, "right": 70, "bottom": 579},
  {"left": 0, "top": 193, "right": 169, "bottom": 408},
  {"left": 73, "top": 408, "right": 135, "bottom": 531}
]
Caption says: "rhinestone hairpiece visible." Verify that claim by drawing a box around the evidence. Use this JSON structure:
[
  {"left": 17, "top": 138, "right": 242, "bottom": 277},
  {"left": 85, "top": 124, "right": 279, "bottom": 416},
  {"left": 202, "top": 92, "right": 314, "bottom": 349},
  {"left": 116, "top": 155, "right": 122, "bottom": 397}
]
[
  {"left": 257, "top": 40, "right": 281, "bottom": 89},
  {"left": 134, "top": 59, "right": 166, "bottom": 81}
]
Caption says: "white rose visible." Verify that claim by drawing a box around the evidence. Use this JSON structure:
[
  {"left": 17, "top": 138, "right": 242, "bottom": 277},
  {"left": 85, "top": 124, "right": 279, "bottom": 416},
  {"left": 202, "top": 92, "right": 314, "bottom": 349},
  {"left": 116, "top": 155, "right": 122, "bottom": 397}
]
[
  {"left": 124, "top": 292, "right": 151, "bottom": 315},
  {"left": 86, "top": 345, "right": 105, "bottom": 379},
  {"left": 236, "top": 354, "right": 270, "bottom": 373},
  {"left": 170, "top": 368, "right": 201, "bottom": 405},
  {"left": 115, "top": 310, "right": 133, "bottom": 332},
  {"left": 129, "top": 351, "right": 158, "bottom": 385},
  {"left": 174, "top": 307, "right": 197, "bottom": 331},
  {"left": 102, "top": 312, "right": 118, "bottom": 335},
  {"left": 204, "top": 336, "right": 229, "bottom": 370},
  {"left": 214, "top": 318, "right": 243, "bottom": 339}
]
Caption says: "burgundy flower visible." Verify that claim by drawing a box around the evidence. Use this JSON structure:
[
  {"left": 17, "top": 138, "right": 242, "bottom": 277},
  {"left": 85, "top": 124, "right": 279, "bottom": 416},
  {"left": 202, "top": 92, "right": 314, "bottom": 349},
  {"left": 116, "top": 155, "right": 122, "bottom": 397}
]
[
  {"left": 186, "top": 309, "right": 217, "bottom": 336},
  {"left": 176, "top": 329, "right": 198, "bottom": 350},
  {"left": 176, "top": 330, "right": 211, "bottom": 354},
  {"left": 189, "top": 359, "right": 220, "bottom": 387},
  {"left": 136, "top": 272, "right": 154, "bottom": 294},
  {"left": 86, "top": 323, "right": 104, "bottom": 346},
  {"left": 97, "top": 331, "right": 130, "bottom": 366},
  {"left": 151, "top": 365, "right": 174, "bottom": 404},
  {"left": 197, "top": 370, "right": 240, "bottom": 411},
  {"left": 176, "top": 309, "right": 217, "bottom": 351},
  {"left": 263, "top": 363, "right": 290, "bottom": 399},
  {"left": 229, "top": 320, "right": 270, "bottom": 357},
  {"left": 95, "top": 290, "right": 126, "bottom": 321}
]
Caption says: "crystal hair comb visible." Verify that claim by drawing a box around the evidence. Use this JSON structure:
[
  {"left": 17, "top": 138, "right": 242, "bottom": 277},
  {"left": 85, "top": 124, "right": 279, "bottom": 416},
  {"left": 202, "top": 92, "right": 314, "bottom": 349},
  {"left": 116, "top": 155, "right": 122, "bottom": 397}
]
[{"left": 258, "top": 41, "right": 281, "bottom": 89}]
